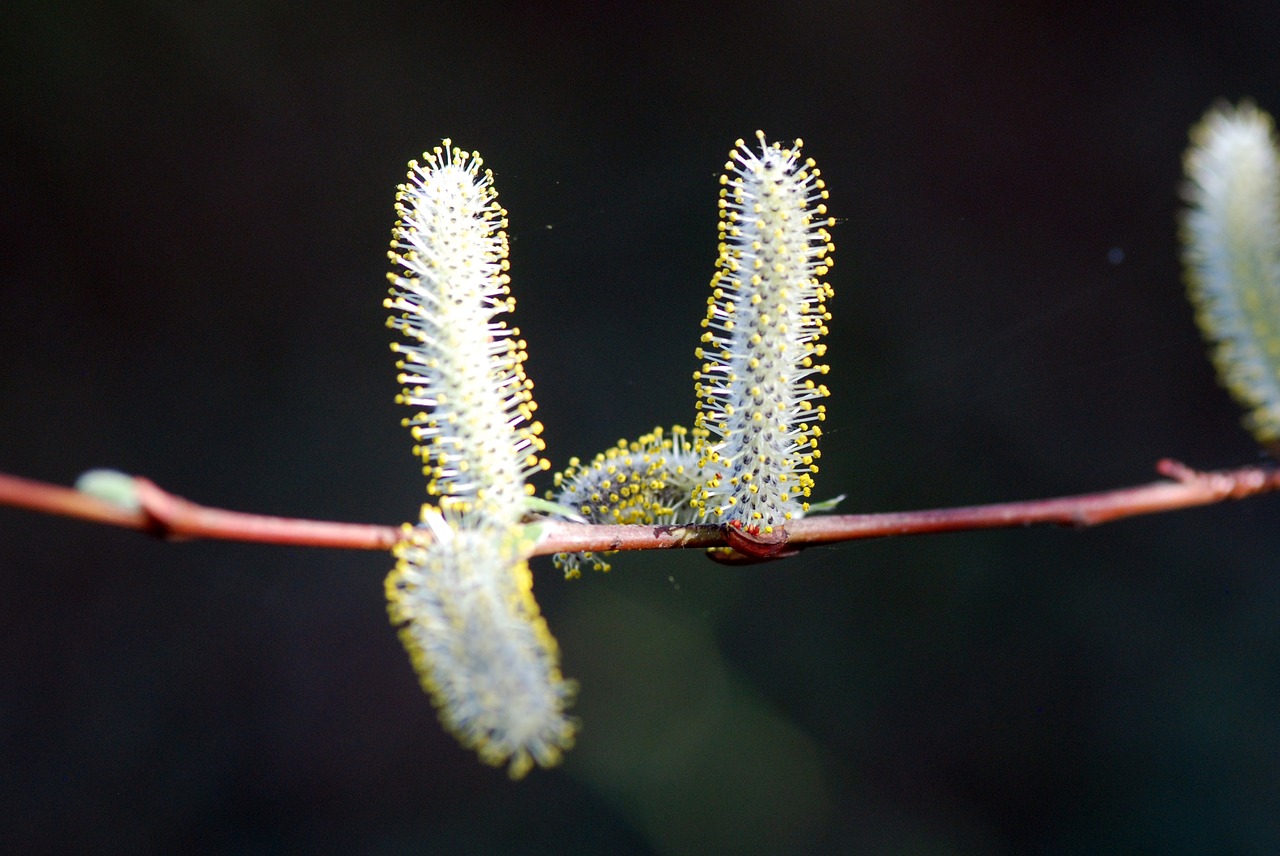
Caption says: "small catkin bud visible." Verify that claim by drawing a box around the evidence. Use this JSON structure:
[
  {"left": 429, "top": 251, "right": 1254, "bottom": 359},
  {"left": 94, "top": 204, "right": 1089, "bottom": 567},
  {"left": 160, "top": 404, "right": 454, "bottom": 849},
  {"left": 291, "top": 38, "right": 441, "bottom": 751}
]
[{"left": 548, "top": 425, "right": 705, "bottom": 577}]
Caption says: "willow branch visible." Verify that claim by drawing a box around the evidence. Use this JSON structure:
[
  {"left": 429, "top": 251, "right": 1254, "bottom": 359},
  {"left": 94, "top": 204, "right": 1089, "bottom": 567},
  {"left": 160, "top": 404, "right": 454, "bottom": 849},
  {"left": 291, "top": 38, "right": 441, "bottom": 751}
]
[
  {"left": 2, "top": 459, "right": 1278, "bottom": 560},
  {"left": 0, "top": 472, "right": 402, "bottom": 550}
]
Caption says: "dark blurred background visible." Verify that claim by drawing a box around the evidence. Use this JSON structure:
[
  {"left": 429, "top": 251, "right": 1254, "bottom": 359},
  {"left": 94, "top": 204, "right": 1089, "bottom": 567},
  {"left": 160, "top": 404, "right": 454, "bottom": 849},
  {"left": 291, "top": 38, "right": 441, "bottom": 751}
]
[{"left": 3, "top": 1, "right": 1279, "bottom": 853}]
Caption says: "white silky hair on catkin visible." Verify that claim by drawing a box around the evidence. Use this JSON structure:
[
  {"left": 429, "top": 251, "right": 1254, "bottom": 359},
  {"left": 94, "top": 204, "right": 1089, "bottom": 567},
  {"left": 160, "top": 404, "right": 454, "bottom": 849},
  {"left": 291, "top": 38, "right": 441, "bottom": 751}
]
[
  {"left": 693, "top": 131, "right": 835, "bottom": 532},
  {"left": 386, "top": 512, "right": 576, "bottom": 779},
  {"left": 382, "top": 141, "right": 571, "bottom": 777},
  {"left": 385, "top": 139, "right": 547, "bottom": 528},
  {"left": 1182, "top": 101, "right": 1280, "bottom": 445}
]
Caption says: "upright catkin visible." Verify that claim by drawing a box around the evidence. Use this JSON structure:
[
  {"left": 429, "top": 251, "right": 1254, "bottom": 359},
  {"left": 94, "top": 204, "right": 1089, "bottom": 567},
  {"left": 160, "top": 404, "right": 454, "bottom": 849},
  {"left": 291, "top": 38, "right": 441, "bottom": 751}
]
[{"left": 693, "top": 132, "right": 835, "bottom": 533}]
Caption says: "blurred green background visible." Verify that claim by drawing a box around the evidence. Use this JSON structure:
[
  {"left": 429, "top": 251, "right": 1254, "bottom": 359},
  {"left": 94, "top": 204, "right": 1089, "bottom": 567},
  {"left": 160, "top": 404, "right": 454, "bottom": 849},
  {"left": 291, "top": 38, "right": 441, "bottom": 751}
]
[{"left": 2, "top": 1, "right": 1279, "bottom": 853}]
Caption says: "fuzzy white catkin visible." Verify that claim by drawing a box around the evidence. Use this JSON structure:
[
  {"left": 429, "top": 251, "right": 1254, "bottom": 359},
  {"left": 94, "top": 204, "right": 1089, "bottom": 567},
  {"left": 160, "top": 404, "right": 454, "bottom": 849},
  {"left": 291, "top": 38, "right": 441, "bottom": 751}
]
[
  {"left": 1182, "top": 102, "right": 1280, "bottom": 445},
  {"left": 386, "top": 511, "right": 575, "bottom": 778},
  {"left": 693, "top": 132, "right": 835, "bottom": 532},
  {"left": 385, "top": 140, "right": 548, "bottom": 528},
  {"left": 382, "top": 141, "right": 573, "bottom": 777}
]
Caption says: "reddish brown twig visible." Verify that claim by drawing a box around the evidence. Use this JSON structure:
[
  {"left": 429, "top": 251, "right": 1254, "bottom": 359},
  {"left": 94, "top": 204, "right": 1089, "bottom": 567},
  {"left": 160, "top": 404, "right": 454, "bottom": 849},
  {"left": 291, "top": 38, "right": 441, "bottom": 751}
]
[
  {"left": 777, "top": 458, "right": 1280, "bottom": 546},
  {"left": 0, "top": 472, "right": 402, "bottom": 551},
  {"left": 0, "top": 472, "right": 152, "bottom": 530},
  {"left": 130, "top": 479, "right": 404, "bottom": 550},
  {"left": 1, "top": 459, "right": 1277, "bottom": 558}
]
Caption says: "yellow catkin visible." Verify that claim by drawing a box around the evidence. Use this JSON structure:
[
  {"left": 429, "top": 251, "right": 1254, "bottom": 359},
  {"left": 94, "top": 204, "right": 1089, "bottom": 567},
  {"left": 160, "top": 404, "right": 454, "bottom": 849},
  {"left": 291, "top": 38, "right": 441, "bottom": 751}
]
[{"left": 548, "top": 425, "right": 704, "bottom": 576}]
